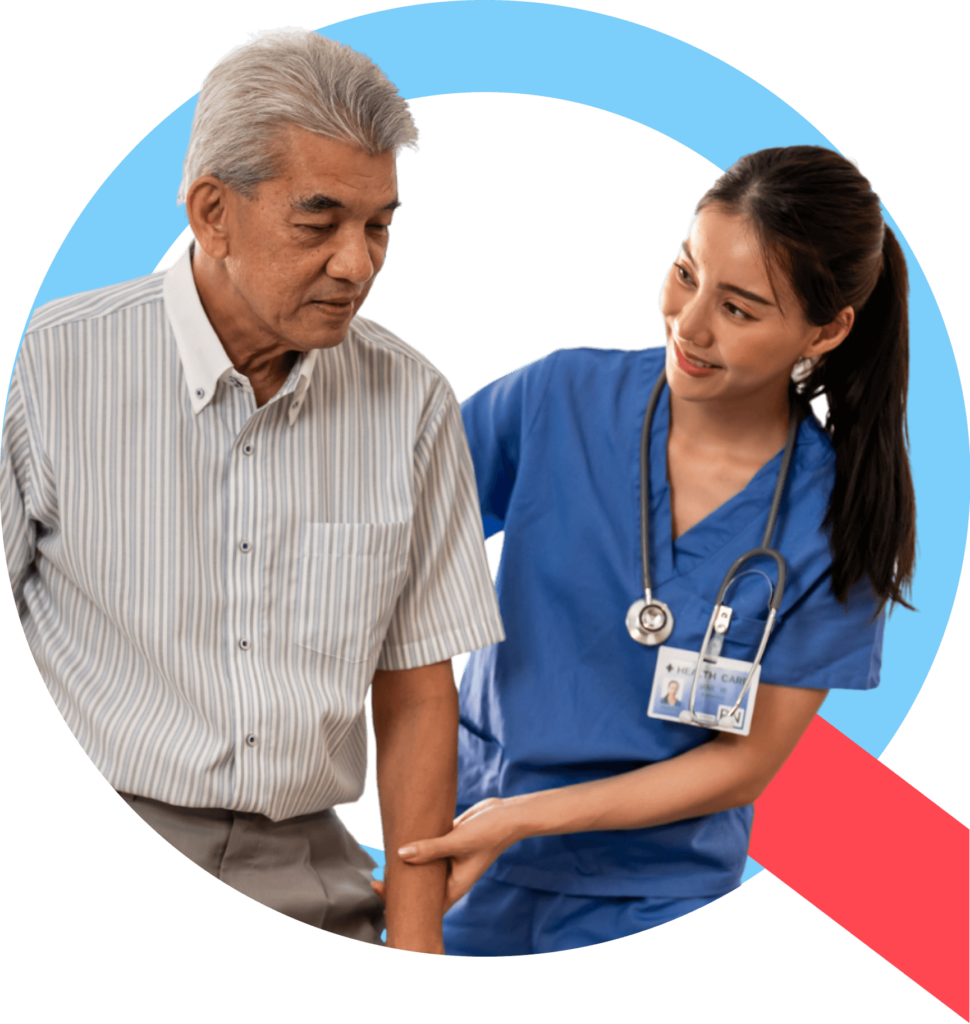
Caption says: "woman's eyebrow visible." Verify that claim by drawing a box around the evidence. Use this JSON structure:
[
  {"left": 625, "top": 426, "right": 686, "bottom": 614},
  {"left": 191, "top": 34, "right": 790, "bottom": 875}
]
[
  {"left": 682, "top": 240, "right": 775, "bottom": 306},
  {"left": 725, "top": 284, "right": 778, "bottom": 307}
]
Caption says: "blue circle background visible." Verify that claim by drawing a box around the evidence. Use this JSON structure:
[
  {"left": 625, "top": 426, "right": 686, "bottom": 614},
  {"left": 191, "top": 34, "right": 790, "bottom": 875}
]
[{"left": 19, "top": 0, "right": 967, "bottom": 857}]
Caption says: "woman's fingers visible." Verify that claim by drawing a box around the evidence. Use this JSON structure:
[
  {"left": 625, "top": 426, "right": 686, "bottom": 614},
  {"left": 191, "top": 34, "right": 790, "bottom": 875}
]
[
  {"left": 399, "top": 799, "right": 513, "bottom": 908},
  {"left": 394, "top": 805, "right": 515, "bottom": 911},
  {"left": 370, "top": 879, "right": 386, "bottom": 902},
  {"left": 397, "top": 836, "right": 454, "bottom": 864}
]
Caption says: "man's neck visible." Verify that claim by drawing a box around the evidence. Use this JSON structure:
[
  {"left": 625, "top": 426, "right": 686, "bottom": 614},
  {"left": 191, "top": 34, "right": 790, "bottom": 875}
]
[{"left": 191, "top": 249, "right": 297, "bottom": 406}]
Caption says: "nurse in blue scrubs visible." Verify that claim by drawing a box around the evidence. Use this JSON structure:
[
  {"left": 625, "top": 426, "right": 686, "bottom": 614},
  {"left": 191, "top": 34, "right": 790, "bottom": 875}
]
[{"left": 396, "top": 146, "right": 916, "bottom": 955}]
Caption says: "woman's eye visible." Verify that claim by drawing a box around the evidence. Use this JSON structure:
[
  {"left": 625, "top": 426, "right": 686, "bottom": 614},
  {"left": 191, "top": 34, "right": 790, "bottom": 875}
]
[{"left": 725, "top": 303, "right": 751, "bottom": 320}]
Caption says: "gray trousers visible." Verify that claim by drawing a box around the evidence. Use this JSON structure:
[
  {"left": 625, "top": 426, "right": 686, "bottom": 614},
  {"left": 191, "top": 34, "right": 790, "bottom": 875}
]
[{"left": 118, "top": 792, "right": 385, "bottom": 943}]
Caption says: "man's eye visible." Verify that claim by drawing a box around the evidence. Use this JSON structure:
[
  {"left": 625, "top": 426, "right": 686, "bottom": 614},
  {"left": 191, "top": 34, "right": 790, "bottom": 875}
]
[{"left": 675, "top": 263, "right": 692, "bottom": 283}]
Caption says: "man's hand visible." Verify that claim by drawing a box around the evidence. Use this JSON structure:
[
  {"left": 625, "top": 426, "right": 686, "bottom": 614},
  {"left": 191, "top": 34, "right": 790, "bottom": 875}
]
[{"left": 372, "top": 660, "right": 458, "bottom": 953}]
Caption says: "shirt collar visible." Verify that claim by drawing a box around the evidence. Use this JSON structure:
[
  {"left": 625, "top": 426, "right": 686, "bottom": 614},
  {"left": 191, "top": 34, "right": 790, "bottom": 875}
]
[{"left": 163, "top": 246, "right": 319, "bottom": 424}]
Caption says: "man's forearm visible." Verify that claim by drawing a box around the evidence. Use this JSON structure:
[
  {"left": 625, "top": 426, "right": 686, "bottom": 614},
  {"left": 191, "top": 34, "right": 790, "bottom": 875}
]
[{"left": 372, "top": 660, "right": 458, "bottom": 953}]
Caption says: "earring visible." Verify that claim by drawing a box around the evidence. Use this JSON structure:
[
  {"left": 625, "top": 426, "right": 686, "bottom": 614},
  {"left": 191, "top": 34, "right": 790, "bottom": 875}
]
[{"left": 790, "top": 354, "right": 815, "bottom": 382}]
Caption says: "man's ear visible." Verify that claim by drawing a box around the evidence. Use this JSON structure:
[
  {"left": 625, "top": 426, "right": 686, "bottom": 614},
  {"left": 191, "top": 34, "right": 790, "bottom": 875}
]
[{"left": 185, "top": 176, "right": 233, "bottom": 260}]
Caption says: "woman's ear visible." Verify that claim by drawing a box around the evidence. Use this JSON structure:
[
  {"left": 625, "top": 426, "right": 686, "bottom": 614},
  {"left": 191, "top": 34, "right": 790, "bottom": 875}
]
[
  {"left": 184, "top": 175, "right": 233, "bottom": 261},
  {"left": 802, "top": 305, "right": 855, "bottom": 360}
]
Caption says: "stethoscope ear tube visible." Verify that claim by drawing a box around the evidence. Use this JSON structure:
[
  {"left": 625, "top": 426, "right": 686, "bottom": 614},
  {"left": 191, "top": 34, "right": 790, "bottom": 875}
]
[
  {"left": 686, "top": 418, "right": 798, "bottom": 725},
  {"left": 689, "top": 548, "right": 784, "bottom": 726},
  {"left": 687, "top": 602, "right": 778, "bottom": 726},
  {"left": 715, "top": 548, "right": 787, "bottom": 612}
]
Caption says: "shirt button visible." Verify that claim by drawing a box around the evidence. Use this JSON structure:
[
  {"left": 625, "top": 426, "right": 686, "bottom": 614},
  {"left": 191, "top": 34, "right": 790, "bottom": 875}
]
[
  {"left": 242, "top": 442, "right": 254, "bottom": 456},
  {"left": 238, "top": 638, "right": 251, "bottom": 651},
  {"left": 246, "top": 734, "right": 258, "bottom": 747},
  {"left": 195, "top": 387, "right": 205, "bottom": 399},
  {"left": 239, "top": 540, "right": 252, "bottom": 554}
]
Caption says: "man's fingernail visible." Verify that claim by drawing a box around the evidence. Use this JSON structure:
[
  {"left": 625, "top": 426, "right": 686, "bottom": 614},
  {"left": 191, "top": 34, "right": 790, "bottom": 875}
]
[{"left": 398, "top": 846, "right": 416, "bottom": 857}]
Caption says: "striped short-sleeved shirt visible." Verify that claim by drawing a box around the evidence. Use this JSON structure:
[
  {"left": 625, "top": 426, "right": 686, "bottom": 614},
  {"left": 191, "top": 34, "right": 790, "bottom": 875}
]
[{"left": 1, "top": 248, "right": 504, "bottom": 821}]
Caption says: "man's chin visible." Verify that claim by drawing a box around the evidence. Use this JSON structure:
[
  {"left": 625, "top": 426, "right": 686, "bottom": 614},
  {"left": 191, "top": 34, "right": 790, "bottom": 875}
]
[
  {"left": 291, "top": 324, "right": 353, "bottom": 353},
  {"left": 305, "top": 306, "right": 360, "bottom": 350}
]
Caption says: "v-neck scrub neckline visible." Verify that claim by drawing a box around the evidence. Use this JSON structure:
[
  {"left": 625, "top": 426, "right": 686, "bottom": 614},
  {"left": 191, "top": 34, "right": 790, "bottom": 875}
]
[{"left": 647, "top": 375, "right": 794, "bottom": 585}]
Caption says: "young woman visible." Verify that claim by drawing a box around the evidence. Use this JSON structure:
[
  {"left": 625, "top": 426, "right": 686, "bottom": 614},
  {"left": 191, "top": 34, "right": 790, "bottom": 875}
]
[{"left": 395, "top": 146, "right": 915, "bottom": 955}]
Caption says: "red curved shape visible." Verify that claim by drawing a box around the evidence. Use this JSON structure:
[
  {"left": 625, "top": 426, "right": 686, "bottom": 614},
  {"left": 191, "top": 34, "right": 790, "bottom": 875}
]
[{"left": 750, "top": 715, "right": 969, "bottom": 1020}]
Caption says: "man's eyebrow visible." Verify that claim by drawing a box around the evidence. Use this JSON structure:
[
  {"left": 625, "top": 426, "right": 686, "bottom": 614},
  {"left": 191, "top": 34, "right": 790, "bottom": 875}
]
[
  {"left": 290, "top": 195, "right": 402, "bottom": 213},
  {"left": 292, "top": 194, "right": 343, "bottom": 213},
  {"left": 680, "top": 240, "right": 774, "bottom": 306}
]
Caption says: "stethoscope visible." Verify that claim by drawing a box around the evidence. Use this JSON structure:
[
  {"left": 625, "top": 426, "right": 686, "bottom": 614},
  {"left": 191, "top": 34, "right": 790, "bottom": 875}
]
[{"left": 625, "top": 368, "right": 803, "bottom": 724}]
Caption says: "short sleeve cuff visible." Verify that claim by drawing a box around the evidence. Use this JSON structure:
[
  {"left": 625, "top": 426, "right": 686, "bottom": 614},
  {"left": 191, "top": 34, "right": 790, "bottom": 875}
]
[{"left": 376, "top": 618, "right": 505, "bottom": 672}]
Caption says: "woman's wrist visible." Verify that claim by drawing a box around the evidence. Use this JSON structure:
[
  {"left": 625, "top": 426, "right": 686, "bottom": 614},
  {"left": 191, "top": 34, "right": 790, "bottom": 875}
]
[{"left": 500, "top": 792, "right": 546, "bottom": 846}]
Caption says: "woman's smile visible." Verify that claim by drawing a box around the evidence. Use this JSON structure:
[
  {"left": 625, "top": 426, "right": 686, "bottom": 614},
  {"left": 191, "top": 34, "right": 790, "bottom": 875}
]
[{"left": 670, "top": 337, "right": 720, "bottom": 376}]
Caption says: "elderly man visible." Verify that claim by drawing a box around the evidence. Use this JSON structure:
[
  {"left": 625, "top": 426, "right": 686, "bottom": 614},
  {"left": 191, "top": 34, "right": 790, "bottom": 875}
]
[{"left": 0, "top": 30, "right": 503, "bottom": 953}]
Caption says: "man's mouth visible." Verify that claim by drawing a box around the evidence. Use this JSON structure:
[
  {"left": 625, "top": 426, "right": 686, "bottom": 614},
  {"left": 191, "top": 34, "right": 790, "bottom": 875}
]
[{"left": 311, "top": 298, "right": 357, "bottom": 316}]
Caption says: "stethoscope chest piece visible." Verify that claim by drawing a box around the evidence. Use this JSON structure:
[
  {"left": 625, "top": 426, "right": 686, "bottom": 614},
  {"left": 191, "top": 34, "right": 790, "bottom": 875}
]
[{"left": 626, "top": 596, "right": 674, "bottom": 645}]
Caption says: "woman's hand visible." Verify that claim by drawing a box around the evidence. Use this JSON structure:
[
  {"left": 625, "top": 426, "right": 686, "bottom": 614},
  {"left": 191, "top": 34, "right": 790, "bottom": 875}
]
[
  {"left": 372, "top": 682, "right": 828, "bottom": 914},
  {"left": 389, "top": 797, "right": 519, "bottom": 911}
]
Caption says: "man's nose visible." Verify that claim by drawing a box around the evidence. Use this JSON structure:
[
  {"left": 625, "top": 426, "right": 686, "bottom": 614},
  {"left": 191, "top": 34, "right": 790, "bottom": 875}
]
[{"left": 326, "top": 227, "right": 375, "bottom": 284}]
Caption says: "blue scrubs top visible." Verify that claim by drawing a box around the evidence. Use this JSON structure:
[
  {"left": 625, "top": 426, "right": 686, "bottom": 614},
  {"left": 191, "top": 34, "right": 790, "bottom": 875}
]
[{"left": 457, "top": 347, "right": 883, "bottom": 899}]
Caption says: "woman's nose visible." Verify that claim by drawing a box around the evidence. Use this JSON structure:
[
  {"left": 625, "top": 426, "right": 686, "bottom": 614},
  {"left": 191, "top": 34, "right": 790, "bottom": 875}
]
[{"left": 675, "top": 293, "right": 715, "bottom": 348}]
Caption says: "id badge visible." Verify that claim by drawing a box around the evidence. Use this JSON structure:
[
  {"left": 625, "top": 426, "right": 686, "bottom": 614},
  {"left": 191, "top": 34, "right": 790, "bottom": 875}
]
[{"left": 647, "top": 645, "right": 760, "bottom": 736}]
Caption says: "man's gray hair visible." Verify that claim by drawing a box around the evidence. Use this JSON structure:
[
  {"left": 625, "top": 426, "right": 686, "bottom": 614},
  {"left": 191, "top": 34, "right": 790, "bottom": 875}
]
[{"left": 177, "top": 29, "right": 418, "bottom": 203}]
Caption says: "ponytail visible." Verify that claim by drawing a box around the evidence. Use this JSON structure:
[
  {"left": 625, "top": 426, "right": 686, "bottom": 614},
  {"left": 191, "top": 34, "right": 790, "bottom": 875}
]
[{"left": 798, "top": 227, "right": 915, "bottom": 608}]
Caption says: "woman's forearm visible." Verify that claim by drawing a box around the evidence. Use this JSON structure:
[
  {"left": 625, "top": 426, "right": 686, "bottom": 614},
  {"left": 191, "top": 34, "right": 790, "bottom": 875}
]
[
  {"left": 495, "top": 682, "right": 828, "bottom": 845},
  {"left": 501, "top": 739, "right": 760, "bottom": 844}
]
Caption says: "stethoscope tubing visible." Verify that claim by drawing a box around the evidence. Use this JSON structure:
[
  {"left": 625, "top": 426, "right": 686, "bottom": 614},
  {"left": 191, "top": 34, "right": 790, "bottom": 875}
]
[{"left": 636, "top": 367, "right": 804, "bottom": 726}]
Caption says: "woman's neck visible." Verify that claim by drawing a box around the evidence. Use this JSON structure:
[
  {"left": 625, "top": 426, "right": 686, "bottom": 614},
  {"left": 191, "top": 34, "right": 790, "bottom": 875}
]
[
  {"left": 666, "top": 381, "right": 793, "bottom": 539},
  {"left": 668, "top": 381, "right": 792, "bottom": 461}
]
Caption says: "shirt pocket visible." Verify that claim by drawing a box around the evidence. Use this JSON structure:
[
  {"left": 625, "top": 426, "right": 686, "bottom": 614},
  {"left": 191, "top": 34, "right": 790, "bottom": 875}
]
[
  {"left": 719, "top": 613, "right": 777, "bottom": 663},
  {"left": 670, "top": 587, "right": 779, "bottom": 663},
  {"left": 295, "top": 522, "right": 411, "bottom": 663}
]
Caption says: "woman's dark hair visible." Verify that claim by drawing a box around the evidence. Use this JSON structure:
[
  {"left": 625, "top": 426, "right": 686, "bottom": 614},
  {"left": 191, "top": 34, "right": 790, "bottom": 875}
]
[{"left": 698, "top": 145, "right": 915, "bottom": 610}]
